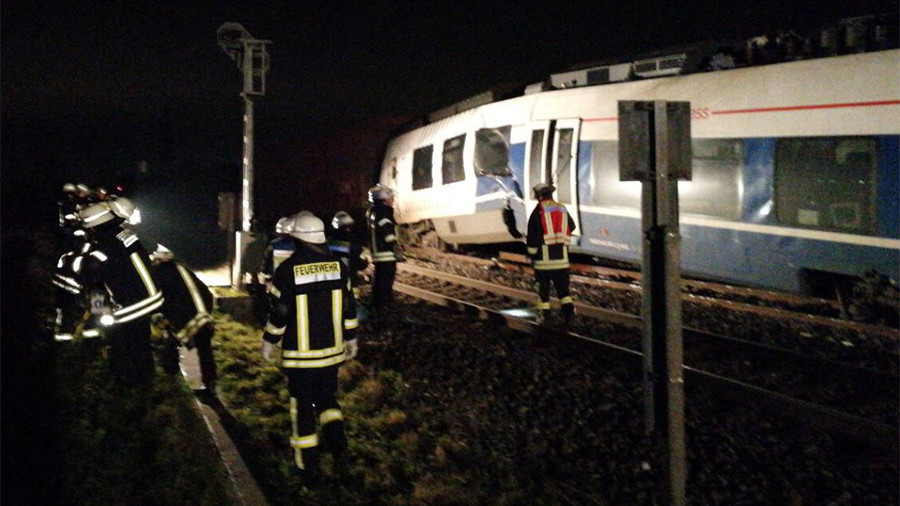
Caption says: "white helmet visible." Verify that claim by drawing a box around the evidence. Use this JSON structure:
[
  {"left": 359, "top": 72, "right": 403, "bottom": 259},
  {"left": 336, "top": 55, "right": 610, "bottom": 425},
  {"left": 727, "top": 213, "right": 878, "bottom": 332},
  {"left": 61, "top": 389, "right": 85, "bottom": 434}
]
[
  {"left": 331, "top": 211, "right": 354, "bottom": 229},
  {"left": 290, "top": 212, "right": 326, "bottom": 244},
  {"left": 79, "top": 202, "right": 117, "bottom": 228},
  {"left": 368, "top": 184, "right": 394, "bottom": 203},
  {"left": 75, "top": 183, "right": 91, "bottom": 196},
  {"left": 109, "top": 198, "right": 135, "bottom": 219},
  {"left": 150, "top": 244, "right": 174, "bottom": 262},
  {"left": 274, "top": 216, "right": 289, "bottom": 235}
]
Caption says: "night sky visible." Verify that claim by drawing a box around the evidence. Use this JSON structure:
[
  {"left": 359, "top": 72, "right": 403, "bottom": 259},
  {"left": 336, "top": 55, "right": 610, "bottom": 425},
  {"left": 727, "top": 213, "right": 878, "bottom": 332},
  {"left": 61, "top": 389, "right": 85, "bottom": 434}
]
[{"left": 1, "top": 1, "right": 895, "bottom": 258}]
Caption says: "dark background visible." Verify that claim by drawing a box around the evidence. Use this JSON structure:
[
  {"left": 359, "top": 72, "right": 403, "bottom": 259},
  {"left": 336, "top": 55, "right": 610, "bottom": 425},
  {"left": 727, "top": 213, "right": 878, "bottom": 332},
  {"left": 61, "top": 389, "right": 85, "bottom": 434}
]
[{"left": 3, "top": 1, "right": 895, "bottom": 266}]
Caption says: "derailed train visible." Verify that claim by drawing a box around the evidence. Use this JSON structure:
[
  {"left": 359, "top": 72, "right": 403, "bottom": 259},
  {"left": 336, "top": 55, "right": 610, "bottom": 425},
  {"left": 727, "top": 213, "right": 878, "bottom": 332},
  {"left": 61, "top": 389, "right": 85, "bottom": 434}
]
[{"left": 376, "top": 23, "right": 899, "bottom": 298}]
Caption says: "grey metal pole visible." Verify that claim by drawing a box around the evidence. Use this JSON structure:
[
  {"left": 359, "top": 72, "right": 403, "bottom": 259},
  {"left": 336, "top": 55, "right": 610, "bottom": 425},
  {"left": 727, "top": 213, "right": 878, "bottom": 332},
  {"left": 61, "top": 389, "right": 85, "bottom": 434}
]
[
  {"left": 619, "top": 100, "right": 691, "bottom": 506},
  {"left": 216, "top": 23, "right": 270, "bottom": 287},
  {"left": 242, "top": 95, "right": 254, "bottom": 233}
]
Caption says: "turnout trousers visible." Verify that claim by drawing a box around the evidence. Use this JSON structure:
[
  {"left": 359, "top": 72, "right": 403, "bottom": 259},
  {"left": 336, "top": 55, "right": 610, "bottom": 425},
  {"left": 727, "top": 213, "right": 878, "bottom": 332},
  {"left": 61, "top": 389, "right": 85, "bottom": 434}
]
[
  {"left": 107, "top": 318, "right": 154, "bottom": 386},
  {"left": 534, "top": 268, "right": 575, "bottom": 321},
  {"left": 372, "top": 261, "right": 397, "bottom": 310},
  {"left": 285, "top": 365, "right": 347, "bottom": 473}
]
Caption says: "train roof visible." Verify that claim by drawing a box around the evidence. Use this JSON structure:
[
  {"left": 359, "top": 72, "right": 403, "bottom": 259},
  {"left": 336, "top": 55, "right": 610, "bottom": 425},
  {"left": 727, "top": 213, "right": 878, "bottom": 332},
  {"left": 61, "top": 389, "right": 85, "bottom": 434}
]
[{"left": 398, "top": 12, "right": 898, "bottom": 135}]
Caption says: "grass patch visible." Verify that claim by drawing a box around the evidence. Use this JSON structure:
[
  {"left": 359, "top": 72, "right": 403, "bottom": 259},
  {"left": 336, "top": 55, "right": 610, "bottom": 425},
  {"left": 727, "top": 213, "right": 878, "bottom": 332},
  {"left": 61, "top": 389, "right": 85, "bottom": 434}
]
[
  {"left": 211, "top": 312, "right": 496, "bottom": 505},
  {"left": 54, "top": 339, "right": 239, "bottom": 505}
]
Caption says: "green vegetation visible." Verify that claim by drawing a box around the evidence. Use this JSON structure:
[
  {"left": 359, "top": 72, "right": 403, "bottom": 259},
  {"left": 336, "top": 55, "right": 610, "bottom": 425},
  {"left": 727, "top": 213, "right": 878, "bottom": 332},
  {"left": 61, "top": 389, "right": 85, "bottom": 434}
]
[
  {"left": 55, "top": 338, "right": 239, "bottom": 505},
  {"left": 212, "top": 312, "right": 498, "bottom": 505},
  {"left": 51, "top": 296, "right": 514, "bottom": 504}
]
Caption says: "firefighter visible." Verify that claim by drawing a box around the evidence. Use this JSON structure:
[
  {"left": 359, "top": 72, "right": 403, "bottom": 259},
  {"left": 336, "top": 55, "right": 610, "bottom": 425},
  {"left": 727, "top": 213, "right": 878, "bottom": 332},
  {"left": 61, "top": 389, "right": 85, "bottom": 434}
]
[
  {"left": 261, "top": 212, "right": 359, "bottom": 481},
  {"left": 366, "top": 184, "right": 402, "bottom": 311},
  {"left": 57, "top": 183, "right": 92, "bottom": 252},
  {"left": 260, "top": 215, "right": 297, "bottom": 299},
  {"left": 78, "top": 199, "right": 164, "bottom": 386},
  {"left": 526, "top": 182, "right": 577, "bottom": 325},
  {"left": 328, "top": 210, "right": 369, "bottom": 300},
  {"left": 50, "top": 229, "right": 98, "bottom": 341},
  {"left": 149, "top": 245, "right": 218, "bottom": 393}
]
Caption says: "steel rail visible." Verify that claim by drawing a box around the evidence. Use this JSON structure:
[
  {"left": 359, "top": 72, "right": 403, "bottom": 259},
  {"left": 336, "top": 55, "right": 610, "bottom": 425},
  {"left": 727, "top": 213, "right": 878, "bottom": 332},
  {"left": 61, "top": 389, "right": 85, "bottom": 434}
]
[{"left": 394, "top": 263, "right": 899, "bottom": 449}]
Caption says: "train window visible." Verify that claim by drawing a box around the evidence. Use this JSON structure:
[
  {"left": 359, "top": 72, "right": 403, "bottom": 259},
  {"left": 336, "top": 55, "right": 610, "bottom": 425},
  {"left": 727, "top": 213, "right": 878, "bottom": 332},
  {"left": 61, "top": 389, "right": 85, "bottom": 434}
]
[
  {"left": 556, "top": 128, "right": 574, "bottom": 202},
  {"left": 441, "top": 135, "right": 466, "bottom": 185},
  {"left": 775, "top": 136, "right": 877, "bottom": 235},
  {"left": 679, "top": 139, "right": 743, "bottom": 220},
  {"left": 412, "top": 145, "right": 433, "bottom": 190},
  {"left": 529, "top": 130, "right": 545, "bottom": 192},
  {"left": 589, "top": 138, "right": 743, "bottom": 221},
  {"left": 474, "top": 127, "right": 512, "bottom": 176},
  {"left": 589, "top": 141, "right": 640, "bottom": 209}
]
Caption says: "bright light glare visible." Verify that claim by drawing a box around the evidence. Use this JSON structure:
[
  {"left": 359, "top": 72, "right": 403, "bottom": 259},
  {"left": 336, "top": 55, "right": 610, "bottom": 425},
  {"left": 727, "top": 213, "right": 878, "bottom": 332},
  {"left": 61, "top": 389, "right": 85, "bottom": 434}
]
[{"left": 498, "top": 308, "right": 536, "bottom": 318}]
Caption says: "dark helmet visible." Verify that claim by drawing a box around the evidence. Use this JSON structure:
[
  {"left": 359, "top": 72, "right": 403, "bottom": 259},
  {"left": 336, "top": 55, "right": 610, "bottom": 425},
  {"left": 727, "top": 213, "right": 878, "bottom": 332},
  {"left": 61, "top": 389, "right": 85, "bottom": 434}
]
[
  {"left": 368, "top": 184, "right": 395, "bottom": 203},
  {"left": 331, "top": 211, "right": 354, "bottom": 229},
  {"left": 533, "top": 182, "right": 555, "bottom": 199},
  {"left": 274, "top": 216, "right": 290, "bottom": 235}
]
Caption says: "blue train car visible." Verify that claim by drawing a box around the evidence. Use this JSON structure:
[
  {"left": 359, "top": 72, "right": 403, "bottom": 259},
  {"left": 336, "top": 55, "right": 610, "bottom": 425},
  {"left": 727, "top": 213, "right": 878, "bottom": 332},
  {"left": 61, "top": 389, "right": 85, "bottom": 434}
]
[{"left": 379, "top": 42, "right": 900, "bottom": 296}]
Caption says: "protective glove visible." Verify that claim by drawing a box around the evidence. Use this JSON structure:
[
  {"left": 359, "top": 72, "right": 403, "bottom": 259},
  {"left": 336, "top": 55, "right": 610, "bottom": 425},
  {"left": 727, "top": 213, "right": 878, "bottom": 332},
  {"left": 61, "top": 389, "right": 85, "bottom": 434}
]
[
  {"left": 263, "top": 340, "right": 276, "bottom": 363},
  {"left": 344, "top": 338, "right": 359, "bottom": 361}
]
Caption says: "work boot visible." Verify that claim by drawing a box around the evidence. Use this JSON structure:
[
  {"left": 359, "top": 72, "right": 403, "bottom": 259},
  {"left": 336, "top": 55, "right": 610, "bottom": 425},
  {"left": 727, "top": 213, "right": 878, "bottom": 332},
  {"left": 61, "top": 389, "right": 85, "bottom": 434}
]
[
  {"left": 295, "top": 467, "right": 321, "bottom": 487},
  {"left": 562, "top": 303, "right": 575, "bottom": 326}
]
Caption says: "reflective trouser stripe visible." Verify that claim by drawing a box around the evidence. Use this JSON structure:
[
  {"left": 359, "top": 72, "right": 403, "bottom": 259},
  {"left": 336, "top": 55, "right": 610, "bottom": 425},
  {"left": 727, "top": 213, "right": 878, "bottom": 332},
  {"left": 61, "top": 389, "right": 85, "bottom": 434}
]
[
  {"left": 290, "top": 397, "right": 319, "bottom": 471},
  {"left": 320, "top": 408, "right": 343, "bottom": 425}
]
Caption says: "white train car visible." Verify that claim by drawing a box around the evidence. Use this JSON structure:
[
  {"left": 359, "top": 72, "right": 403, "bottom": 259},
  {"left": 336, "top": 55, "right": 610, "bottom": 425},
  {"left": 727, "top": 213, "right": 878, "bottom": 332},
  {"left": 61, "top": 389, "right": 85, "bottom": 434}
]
[{"left": 378, "top": 46, "right": 900, "bottom": 296}]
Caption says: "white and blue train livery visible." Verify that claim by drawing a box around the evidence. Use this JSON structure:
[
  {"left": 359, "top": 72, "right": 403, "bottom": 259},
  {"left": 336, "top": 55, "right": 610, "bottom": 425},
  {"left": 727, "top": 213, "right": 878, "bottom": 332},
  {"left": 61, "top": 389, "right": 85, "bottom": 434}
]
[{"left": 377, "top": 44, "right": 899, "bottom": 297}]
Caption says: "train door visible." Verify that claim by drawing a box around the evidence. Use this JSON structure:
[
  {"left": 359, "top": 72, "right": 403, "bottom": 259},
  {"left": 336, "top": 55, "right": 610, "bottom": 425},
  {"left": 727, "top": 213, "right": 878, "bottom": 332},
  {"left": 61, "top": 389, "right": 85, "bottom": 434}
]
[
  {"left": 523, "top": 121, "right": 551, "bottom": 223},
  {"left": 551, "top": 119, "right": 581, "bottom": 236}
]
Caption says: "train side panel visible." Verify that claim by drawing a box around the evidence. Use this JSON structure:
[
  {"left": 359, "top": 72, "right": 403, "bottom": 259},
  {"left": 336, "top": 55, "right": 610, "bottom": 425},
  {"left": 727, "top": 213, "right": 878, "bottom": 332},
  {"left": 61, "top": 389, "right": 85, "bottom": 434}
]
[{"left": 380, "top": 49, "right": 900, "bottom": 292}]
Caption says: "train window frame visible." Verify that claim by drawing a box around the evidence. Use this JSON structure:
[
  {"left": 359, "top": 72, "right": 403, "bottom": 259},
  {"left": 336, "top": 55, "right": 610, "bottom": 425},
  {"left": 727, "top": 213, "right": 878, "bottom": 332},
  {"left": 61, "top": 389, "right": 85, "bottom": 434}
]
[
  {"left": 529, "top": 130, "right": 545, "bottom": 192},
  {"left": 412, "top": 145, "right": 434, "bottom": 191},
  {"left": 474, "top": 126, "right": 512, "bottom": 177},
  {"left": 555, "top": 128, "right": 574, "bottom": 202},
  {"left": 774, "top": 136, "right": 878, "bottom": 235},
  {"left": 441, "top": 135, "right": 466, "bottom": 185}
]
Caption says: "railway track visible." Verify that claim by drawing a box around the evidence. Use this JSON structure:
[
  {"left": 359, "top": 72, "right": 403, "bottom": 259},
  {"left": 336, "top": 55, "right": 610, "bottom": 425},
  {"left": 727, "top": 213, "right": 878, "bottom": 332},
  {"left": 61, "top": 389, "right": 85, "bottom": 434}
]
[
  {"left": 426, "top": 248, "right": 897, "bottom": 339},
  {"left": 394, "top": 260, "right": 899, "bottom": 449}
]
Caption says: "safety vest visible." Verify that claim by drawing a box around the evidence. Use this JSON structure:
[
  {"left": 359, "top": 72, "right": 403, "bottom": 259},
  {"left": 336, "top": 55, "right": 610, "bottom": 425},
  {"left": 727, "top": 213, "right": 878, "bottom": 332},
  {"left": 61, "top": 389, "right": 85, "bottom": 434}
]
[{"left": 526, "top": 199, "right": 575, "bottom": 270}]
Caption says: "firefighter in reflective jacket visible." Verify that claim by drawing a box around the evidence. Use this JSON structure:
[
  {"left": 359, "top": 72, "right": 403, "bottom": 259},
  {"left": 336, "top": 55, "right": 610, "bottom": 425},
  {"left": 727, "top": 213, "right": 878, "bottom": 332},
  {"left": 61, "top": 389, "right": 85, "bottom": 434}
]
[
  {"left": 526, "top": 183, "right": 576, "bottom": 325},
  {"left": 78, "top": 199, "right": 164, "bottom": 385},
  {"left": 260, "top": 216, "right": 297, "bottom": 294},
  {"left": 328, "top": 210, "right": 369, "bottom": 299},
  {"left": 51, "top": 228, "right": 97, "bottom": 341},
  {"left": 261, "top": 212, "right": 359, "bottom": 479},
  {"left": 149, "top": 245, "right": 218, "bottom": 392},
  {"left": 367, "top": 184, "right": 402, "bottom": 311}
]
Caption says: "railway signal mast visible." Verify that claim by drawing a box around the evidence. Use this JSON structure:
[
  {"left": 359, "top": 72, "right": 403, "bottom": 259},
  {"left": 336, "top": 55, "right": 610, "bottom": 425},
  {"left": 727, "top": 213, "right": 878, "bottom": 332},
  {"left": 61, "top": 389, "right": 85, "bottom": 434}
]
[
  {"left": 217, "top": 23, "right": 271, "bottom": 286},
  {"left": 619, "top": 100, "right": 692, "bottom": 506}
]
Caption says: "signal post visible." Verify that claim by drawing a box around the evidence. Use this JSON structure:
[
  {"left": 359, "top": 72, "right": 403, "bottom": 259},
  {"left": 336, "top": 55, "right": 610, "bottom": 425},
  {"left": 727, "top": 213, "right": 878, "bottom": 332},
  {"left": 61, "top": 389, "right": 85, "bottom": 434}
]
[
  {"left": 217, "top": 23, "right": 271, "bottom": 287},
  {"left": 619, "top": 100, "right": 692, "bottom": 506}
]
